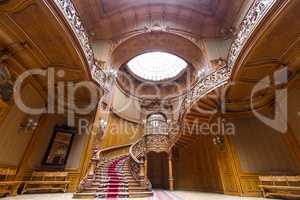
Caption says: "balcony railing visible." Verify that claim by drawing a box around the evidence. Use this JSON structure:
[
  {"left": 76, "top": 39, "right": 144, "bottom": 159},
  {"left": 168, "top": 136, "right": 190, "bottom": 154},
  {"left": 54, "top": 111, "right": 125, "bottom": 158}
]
[{"left": 52, "top": 0, "right": 107, "bottom": 88}]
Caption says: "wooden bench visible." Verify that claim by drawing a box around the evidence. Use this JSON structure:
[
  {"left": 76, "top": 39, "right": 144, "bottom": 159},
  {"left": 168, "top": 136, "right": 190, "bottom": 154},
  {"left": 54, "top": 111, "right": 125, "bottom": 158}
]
[
  {"left": 259, "top": 176, "right": 300, "bottom": 199},
  {"left": 0, "top": 167, "right": 21, "bottom": 197},
  {"left": 22, "top": 171, "right": 70, "bottom": 194}
]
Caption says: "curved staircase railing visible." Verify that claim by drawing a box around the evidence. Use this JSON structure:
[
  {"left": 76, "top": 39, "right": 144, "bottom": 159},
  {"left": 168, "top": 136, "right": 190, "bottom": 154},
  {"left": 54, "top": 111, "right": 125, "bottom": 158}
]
[
  {"left": 77, "top": 147, "right": 99, "bottom": 192},
  {"left": 128, "top": 138, "right": 152, "bottom": 190},
  {"left": 128, "top": 121, "right": 180, "bottom": 190},
  {"left": 77, "top": 144, "right": 132, "bottom": 192},
  {"left": 52, "top": 0, "right": 107, "bottom": 88}
]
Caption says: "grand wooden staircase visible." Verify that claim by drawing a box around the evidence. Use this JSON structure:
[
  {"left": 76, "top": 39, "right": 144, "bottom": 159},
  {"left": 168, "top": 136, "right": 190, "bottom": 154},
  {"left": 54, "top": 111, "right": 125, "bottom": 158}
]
[{"left": 74, "top": 154, "right": 152, "bottom": 198}]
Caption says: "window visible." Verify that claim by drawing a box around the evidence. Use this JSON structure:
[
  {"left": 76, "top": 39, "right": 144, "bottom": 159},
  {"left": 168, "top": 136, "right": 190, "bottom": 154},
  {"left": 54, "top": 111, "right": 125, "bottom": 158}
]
[
  {"left": 127, "top": 52, "right": 187, "bottom": 81},
  {"left": 146, "top": 113, "right": 168, "bottom": 135}
]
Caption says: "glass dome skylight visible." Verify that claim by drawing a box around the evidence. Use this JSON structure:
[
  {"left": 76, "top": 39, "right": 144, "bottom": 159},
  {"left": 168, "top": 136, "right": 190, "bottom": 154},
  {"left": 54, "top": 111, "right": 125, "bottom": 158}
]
[{"left": 127, "top": 52, "right": 188, "bottom": 81}]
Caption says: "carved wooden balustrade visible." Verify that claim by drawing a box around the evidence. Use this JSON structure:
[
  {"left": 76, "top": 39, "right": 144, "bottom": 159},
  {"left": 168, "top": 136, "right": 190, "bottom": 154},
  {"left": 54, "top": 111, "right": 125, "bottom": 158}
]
[
  {"left": 128, "top": 121, "right": 180, "bottom": 190},
  {"left": 51, "top": 0, "right": 107, "bottom": 88},
  {"left": 77, "top": 144, "right": 130, "bottom": 192},
  {"left": 129, "top": 138, "right": 152, "bottom": 189},
  {"left": 145, "top": 134, "right": 170, "bottom": 153},
  {"left": 77, "top": 147, "right": 99, "bottom": 192}
]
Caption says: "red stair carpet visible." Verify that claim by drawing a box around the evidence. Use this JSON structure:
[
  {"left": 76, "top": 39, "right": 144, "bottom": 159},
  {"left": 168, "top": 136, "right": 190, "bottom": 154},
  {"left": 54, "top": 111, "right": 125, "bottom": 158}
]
[{"left": 106, "top": 156, "right": 128, "bottom": 198}]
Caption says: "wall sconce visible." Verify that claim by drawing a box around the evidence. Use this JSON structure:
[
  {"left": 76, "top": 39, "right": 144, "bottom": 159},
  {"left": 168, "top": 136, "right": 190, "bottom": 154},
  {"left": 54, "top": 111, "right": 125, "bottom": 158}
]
[
  {"left": 19, "top": 115, "right": 39, "bottom": 133},
  {"left": 99, "top": 119, "right": 108, "bottom": 131}
]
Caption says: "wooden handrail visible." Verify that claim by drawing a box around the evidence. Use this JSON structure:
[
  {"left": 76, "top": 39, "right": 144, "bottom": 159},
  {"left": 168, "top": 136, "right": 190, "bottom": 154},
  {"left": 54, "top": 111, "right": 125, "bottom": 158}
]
[
  {"left": 129, "top": 139, "right": 144, "bottom": 164},
  {"left": 96, "top": 143, "right": 133, "bottom": 160}
]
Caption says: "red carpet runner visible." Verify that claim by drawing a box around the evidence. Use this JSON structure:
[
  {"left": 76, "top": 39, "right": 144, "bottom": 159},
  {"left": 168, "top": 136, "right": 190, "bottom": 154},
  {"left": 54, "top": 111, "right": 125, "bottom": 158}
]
[{"left": 106, "top": 156, "right": 128, "bottom": 198}]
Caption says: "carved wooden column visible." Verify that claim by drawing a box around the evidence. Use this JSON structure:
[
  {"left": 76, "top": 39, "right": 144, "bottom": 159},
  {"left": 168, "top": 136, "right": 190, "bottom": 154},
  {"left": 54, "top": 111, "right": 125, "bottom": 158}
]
[{"left": 168, "top": 153, "right": 174, "bottom": 191}]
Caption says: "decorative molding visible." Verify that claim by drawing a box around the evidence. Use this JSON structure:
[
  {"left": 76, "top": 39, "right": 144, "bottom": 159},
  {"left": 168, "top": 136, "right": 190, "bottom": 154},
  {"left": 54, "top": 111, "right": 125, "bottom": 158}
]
[
  {"left": 145, "top": 134, "right": 170, "bottom": 154},
  {"left": 109, "top": 25, "right": 204, "bottom": 56}
]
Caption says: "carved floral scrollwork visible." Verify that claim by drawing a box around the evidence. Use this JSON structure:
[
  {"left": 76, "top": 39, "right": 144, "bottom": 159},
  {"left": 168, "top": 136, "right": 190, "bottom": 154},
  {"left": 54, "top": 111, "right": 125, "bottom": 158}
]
[
  {"left": 53, "top": 0, "right": 107, "bottom": 88},
  {"left": 131, "top": 138, "right": 145, "bottom": 159},
  {"left": 181, "top": 0, "right": 276, "bottom": 117},
  {"left": 227, "top": 0, "right": 276, "bottom": 71},
  {"left": 145, "top": 134, "right": 170, "bottom": 153},
  {"left": 129, "top": 138, "right": 152, "bottom": 189},
  {"left": 181, "top": 65, "right": 229, "bottom": 115}
]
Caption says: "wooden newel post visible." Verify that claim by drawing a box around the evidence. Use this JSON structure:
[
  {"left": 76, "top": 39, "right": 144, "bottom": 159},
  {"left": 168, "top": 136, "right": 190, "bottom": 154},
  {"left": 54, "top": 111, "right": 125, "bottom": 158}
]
[
  {"left": 168, "top": 154, "right": 174, "bottom": 191},
  {"left": 139, "top": 159, "right": 145, "bottom": 184},
  {"left": 144, "top": 157, "right": 148, "bottom": 179},
  {"left": 88, "top": 159, "right": 97, "bottom": 178}
]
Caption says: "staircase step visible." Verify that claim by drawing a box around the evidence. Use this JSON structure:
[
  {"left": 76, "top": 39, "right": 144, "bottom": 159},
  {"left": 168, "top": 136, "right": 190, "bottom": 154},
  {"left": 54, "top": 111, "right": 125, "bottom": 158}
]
[
  {"left": 96, "top": 170, "right": 131, "bottom": 173},
  {"left": 97, "top": 188, "right": 129, "bottom": 193},
  {"left": 94, "top": 177, "right": 136, "bottom": 182},
  {"left": 73, "top": 193, "right": 96, "bottom": 199},
  {"left": 94, "top": 179, "right": 136, "bottom": 183},
  {"left": 129, "top": 191, "right": 153, "bottom": 198},
  {"left": 97, "top": 192, "right": 129, "bottom": 198},
  {"left": 128, "top": 187, "right": 150, "bottom": 192},
  {"left": 95, "top": 174, "right": 124, "bottom": 177},
  {"left": 74, "top": 155, "right": 150, "bottom": 199},
  {"left": 74, "top": 191, "right": 152, "bottom": 199},
  {"left": 98, "top": 184, "right": 128, "bottom": 188}
]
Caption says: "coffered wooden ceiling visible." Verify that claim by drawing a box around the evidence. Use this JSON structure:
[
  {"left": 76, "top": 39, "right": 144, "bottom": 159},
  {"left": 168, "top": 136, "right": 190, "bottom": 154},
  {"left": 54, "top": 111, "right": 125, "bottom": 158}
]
[{"left": 73, "top": 0, "right": 246, "bottom": 40}]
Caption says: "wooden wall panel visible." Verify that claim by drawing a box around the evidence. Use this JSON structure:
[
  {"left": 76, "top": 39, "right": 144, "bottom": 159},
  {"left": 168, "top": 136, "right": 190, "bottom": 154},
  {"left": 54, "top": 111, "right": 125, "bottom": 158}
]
[
  {"left": 216, "top": 137, "right": 241, "bottom": 196},
  {"left": 231, "top": 118, "right": 299, "bottom": 174},
  {"left": 0, "top": 84, "right": 44, "bottom": 167},
  {"left": 218, "top": 117, "right": 300, "bottom": 197},
  {"left": 102, "top": 146, "right": 131, "bottom": 159},
  {"left": 174, "top": 136, "right": 222, "bottom": 192},
  {"left": 100, "top": 114, "right": 143, "bottom": 149}
]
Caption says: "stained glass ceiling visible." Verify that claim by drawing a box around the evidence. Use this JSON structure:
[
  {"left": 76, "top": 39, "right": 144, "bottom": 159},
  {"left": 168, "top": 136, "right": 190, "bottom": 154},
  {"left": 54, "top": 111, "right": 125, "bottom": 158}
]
[{"left": 127, "top": 52, "right": 188, "bottom": 81}]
